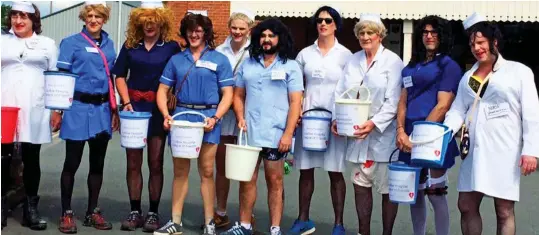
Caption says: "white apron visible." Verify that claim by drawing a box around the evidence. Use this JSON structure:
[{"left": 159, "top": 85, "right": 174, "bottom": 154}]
[
  {"left": 444, "top": 55, "right": 539, "bottom": 201},
  {"left": 292, "top": 39, "right": 352, "bottom": 172},
  {"left": 334, "top": 46, "right": 404, "bottom": 164},
  {"left": 216, "top": 36, "right": 250, "bottom": 137},
  {"left": 1, "top": 33, "right": 58, "bottom": 144}
]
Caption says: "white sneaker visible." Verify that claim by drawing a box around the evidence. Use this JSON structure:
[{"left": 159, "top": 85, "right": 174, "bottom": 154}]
[{"left": 153, "top": 220, "right": 183, "bottom": 235}]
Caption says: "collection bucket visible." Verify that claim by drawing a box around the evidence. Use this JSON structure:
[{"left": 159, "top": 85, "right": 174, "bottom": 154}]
[
  {"left": 335, "top": 85, "right": 372, "bottom": 137},
  {"left": 387, "top": 149, "right": 422, "bottom": 204},
  {"left": 44, "top": 71, "right": 78, "bottom": 110},
  {"left": 224, "top": 128, "right": 262, "bottom": 182},
  {"left": 409, "top": 121, "right": 452, "bottom": 168},
  {"left": 301, "top": 108, "right": 332, "bottom": 152},
  {"left": 1, "top": 107, "right": 20, "bottom": 144},
  {"left": 119, "top": 111, "right": 152, "bottom": 149},
  {"left": 169, "top": 111, "right": 206, "bottom": 159}
]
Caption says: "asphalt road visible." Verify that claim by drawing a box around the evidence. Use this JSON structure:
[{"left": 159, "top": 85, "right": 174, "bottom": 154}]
[{"left": 2, "top": 134, "right": 539, "bottom": 235}]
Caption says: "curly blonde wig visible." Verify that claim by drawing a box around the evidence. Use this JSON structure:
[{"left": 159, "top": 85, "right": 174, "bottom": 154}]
[
  {"left": 124, "top": 7, "right": 175, "bottom": 49},
  {"left": 78, "top": 4, "right": 110, "bottom": 23}
]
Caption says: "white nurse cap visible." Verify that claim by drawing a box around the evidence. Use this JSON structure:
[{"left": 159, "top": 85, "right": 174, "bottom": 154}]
[
  {"left": 359, "top": 13, "right": 383, "bottom": 25},
  {"left": 141, "top": 1, "right": 164, "bottom": 9},
  {"left": 232, "top": 9, "right": 255, "bottom": 21},
  {"left": 12, "top": 1, "right": 35, "bottom": 14},
  {"left": 463, "top": 12, "right": 486, "bottom": 30},
  {"left": 85, "top": 1, "right": 107, "bottom": 7}
]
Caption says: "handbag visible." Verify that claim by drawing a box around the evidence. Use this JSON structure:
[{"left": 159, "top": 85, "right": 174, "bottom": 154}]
[
  {"left": 167, "top": 49, "right": 209, "bottom": 111},
  {"left": 80, "top": 33, "right": 118, "bottom": 111},
  {"left": 460, "top": 72, "right": 492, "bottom": 160}
]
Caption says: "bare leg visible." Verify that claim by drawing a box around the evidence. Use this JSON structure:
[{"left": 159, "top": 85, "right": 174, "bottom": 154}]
[
  {"left": 458, "top": 191, "right": 484, "bottom": 235},
  {"left": 265, "top": 159, "right": 285, "bottom": 227},
  {"left": 198, "top": 143, "right": 218, "bottom": 224},
  {"left": 215, "top": 136, "right": 235, "bottom": 214},
  {"left": 171, "top": 157, "right": 190, "bottom": 224},
  {"left": 354, "top": 184, "right": 372, "bottom": 235},
  {"left": 494, "top": 197, "right": 516, "bottom": 235},
  {"left": 239, "top": 158, "right": 262, "bottom": 224},
  {"left": 328, "top": 171, "right": 345, "bottom": 225},
  {"left": 298, "top": 169, "right": 314, "bottom": 221}
]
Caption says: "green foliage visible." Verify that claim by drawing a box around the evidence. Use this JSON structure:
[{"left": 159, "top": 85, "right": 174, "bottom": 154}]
[{"left": 1, "top": 4, "right": 12, "bottom": 30}]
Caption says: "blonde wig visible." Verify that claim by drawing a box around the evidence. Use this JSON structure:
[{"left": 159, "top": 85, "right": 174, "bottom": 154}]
[
  {"left": 78, "top": 4, "right": 111, "bottom": 23},
  {"left": 353, "top": 20, "right": 387, "bottom": 39},
  {"left": 228, "top": 12, "right": 255, "bottom": 29},
  {"left": 124, "top": 7, "right": 175, "bottom": 49}
]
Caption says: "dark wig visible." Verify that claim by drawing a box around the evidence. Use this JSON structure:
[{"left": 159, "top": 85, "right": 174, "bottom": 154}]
[
  {"left": 7, "top": 3, "right": 42, "bottom": 35},
  {"left": 408, "top": 15, "right": 452, "bottom": 65},
  {"left": 311, "top": 6, "right": 343, "bottom": 33},
  {"left": 466, "top": 21, "right": 503, "bottom": 56},
  {"left": 179, "top": 13, "right": 216, "bottom": 49},
  {"left": 249, "top": 18, "right": 295, "bottom": 63}
]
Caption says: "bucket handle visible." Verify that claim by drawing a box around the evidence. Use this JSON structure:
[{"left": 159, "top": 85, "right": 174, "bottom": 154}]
[
  {"left": 302, "top": 108, "right": 332, "bottom": 116},
  {"left": 388, "top": 148, "right": 399, "bottom": 163},
  {"left": 169, "top": 111, "right": 208, "bottom": 124},
  {"left": 238, "top": 127, "right": 249, "bottom": 146},
  {"left": 339, "top": 85, "right": 371, "bottom": 101},
  {"left": 409, "top": 128, "right": 452, "bottom": 145}
]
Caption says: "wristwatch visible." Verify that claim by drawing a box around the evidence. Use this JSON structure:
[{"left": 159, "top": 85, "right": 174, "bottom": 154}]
[
  {"left": 211, "top": 115, "right": 221, "bottom": 124},
  {"left": 54, "top": 110, "right": 63, "bottom": 115}
]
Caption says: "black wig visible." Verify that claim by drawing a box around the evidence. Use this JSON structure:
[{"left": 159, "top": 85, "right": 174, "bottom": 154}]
[
  {"left": 466, "top": 21, "right": 503, "bottom": 56},
  {"left": 311, "top": 6, "right": 343, "bottom": 33},
  {"left": 249, "top": 18, "right": 295, "bottom": 63},
  {"left": 409, "top": 15, "right": 453, "bottom": 66}
]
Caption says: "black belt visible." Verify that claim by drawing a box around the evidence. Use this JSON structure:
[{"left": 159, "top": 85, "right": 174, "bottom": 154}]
[
  {"left": 177, "top": 103, "right": 218, "bottom": 109},
  {"left": 73, "top": 91, "right": 109, "bottom": 105}
]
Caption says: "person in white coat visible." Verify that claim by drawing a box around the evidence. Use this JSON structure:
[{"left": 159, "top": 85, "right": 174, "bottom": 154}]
[
  {"left": 212, "top": 10, "right": 256, "bottom": 229},
  {"left": 332, "top": 13, "right": 404, "bottom": 235},
  {"left": 288, "top": 6, "right": 352, "bottom": 235},
  {"left": 1, "top": 1, "right": 57, "bottom": 230},
  {"left": 443, "top": 13, "right": 539, "bottom": 235}
]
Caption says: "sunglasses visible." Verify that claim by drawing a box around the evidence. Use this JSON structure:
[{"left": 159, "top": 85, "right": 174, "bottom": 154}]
[{"left": 316, "top": 18, "right": 333, "bottom": 24}]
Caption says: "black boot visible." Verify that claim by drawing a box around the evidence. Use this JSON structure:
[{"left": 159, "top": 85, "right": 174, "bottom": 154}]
[
  {"left": 1, "top": 197, "right": 7, "bottom": 229},
  {"left": 21, "top": 196, "right": 47, "bottom": 230}
]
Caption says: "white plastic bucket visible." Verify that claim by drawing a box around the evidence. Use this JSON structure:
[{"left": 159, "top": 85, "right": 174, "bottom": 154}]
[
  {"left": 409, "top": 121, "right": 453, "bottom": 168},
  {"left": 119, "top": 111, "right": 152, "bottom": 149},
  {"left": 169, "top": 111, "right": 207, "bottom": 159},
  {"left": 387, "top": 149, "right": 422, "bottom": 204},
  {"left": 44, "top": 71, "right": 77, "bottom": 110},
  {"left": 224, "top": 128, "right": 262, "bottom": 182},
  {"left": 301, "top": 108, "right": 332, "bottom": 152},
  {"left": 334, "top": 85, "right": 372, "bottom": 137}
]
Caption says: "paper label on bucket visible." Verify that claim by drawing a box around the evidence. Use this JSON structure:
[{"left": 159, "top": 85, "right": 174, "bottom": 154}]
[
  {"left": 335, "top": 102, "right": 369, "bottom": 136},
  {"left": 411, "top": 124, "right": 446, "bottom": 162},
  {"left": 120, "top": 119, "right": 150, "bottom": 148},
  {"left": 45, "top": 75, "right": 76, "bottom": 109},
  {"left": 170, "top": 126, "right": 204, "bottom": 158},
  {"left": 302, "top": 119, "right": 330, "bottom": 150},
  {"left": 389, "top": 170, "right": 417, "bottom": 202}
]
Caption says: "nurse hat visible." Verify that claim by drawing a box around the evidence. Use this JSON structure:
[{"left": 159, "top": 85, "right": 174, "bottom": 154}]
[
  {"left": 232, "top": 9, "right": 255, "bottom": 21},
  {"left": 12, "top": 1, "right": 35, "bottom": 14},
  {"left": 463, "top": 12, "right": 486, "bottom": 30},
  {"left": 141, "top": 1, "right": 164, "bottom": 9},
  {"left": 85, "top": 1, "right": 107, "bottom": 7},
  {"left": 359, "top": 13, "right": 383, "bottom": 25}
]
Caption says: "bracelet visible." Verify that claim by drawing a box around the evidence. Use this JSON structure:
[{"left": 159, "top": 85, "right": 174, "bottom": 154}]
[
  {"left": 123, "top": 102, "right": 131, "bottom": 106},
  {"left": 396, "top": 126, "right": 404, "bottom": 131}
]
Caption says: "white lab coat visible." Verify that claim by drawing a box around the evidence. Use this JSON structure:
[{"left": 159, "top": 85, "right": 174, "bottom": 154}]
[
  {"left": 444, "top": 55, "right": 539, "bottom": 201},
  {"left": 334, "top": 45, "right": 404, "bottom": 163},
  {"left": 293, "top": 39, "right": 352, "bottom": 172},
  {"left": 215, "top": 36, "right": 250, "bottom": 137},
  {"left": 1, "top": 32, "right": 58, "bottom": 144}
]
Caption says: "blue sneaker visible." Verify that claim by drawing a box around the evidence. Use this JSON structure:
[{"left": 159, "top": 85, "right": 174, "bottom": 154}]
[
  {"left": 220, "top": 222, "right": 252, "bottom": 235},
  {"left": 288, "top": 219, "right": 315, "bottom": 235},
  {"left": 332, "top": 224, "right": 346, "bottom": 235}
]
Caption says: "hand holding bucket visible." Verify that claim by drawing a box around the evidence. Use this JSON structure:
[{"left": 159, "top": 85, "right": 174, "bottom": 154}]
[
  {"left": 301, "top": 108, "right": 332, "bottom": 152},
  {"left": 408, "top": 121, "right": 453, "bottom": 168},
  {"left": 225, "top": 127, "right": 262, "bottom": 181},
  {"left": 334, "top": 85, "right": 372, "bottom": 137},
  {"left": 169, "top": 111, "right": 207, "bottom": 159},
  {"left": 387, "top": 148, "right": 422, "bottom": 204}
]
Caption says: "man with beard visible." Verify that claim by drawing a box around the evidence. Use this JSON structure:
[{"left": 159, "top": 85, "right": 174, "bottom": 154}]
[{"left": 220, "top": 18, "right": 304, "bottom": 235}]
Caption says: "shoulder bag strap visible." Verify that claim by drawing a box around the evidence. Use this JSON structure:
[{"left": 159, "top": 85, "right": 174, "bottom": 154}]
[
  {"left": 465, "top": 72, "right": 493, "bottom": 127},
  {"left": 233, "top": 49, "right": 248, "bottom": 75},
  {"left": 175, "top": 48, "right": 210, "bottom": 98},
  {"left": 80, "top": 32, "right": 118, "bottom": 110}
]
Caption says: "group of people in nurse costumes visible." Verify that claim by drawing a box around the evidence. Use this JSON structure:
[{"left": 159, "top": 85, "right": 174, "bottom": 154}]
[{"left": 1, "top": 1, "right": 538, "bottom": 235}]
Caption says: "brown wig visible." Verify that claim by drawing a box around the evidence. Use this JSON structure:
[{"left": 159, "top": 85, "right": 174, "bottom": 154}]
[
  {"left": 125, "top": 7, "right": 175, "bottom": 49},
  {"left": 78, "top": 4, "right": 111, "bottom": 23},
  {"left": 179, "top": 13, "right": 216, "bottom": 49},
  {"left": 7, "top": 3, "right": 41, "bottom": 35}
]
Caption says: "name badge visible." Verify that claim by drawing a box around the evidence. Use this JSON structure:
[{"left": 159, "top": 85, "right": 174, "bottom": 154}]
[
  {"left": 403, "top": 76, "right": 413, "bottom": 88},
  {"left": 196, "top": 60, "right": 217, "bottom": 71},
  {"left": 312, "top": 69, "right": 325, "bottom": 79},
  {"left": 484, "top": 102, "right": 509, "bottom": 119},
  {"left": 271, "top": 70, "right": 286, "bottom": 80},
  {"left": 26, "top": 39, "right": 39, "bottom": 49},
  {"left": 85, "top": 47, "right": 99, "bottom": 53}
]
